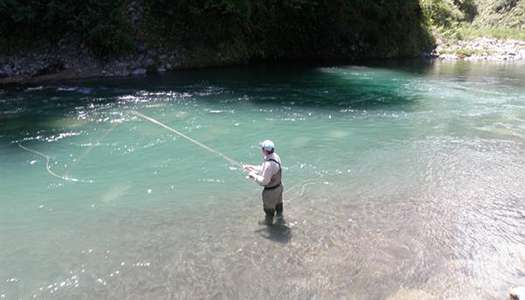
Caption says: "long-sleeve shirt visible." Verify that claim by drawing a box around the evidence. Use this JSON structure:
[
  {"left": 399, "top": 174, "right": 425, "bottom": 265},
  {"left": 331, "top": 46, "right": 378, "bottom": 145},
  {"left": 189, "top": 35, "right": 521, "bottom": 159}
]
[{"left": 252, "top": 153, "right": 281, "bottom": 186}]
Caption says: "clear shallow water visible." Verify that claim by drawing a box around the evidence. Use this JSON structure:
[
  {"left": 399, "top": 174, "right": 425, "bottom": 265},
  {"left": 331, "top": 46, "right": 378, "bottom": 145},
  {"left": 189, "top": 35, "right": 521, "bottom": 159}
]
[{"left": 1, "top": 61, "right": 525, "bottom": 299}]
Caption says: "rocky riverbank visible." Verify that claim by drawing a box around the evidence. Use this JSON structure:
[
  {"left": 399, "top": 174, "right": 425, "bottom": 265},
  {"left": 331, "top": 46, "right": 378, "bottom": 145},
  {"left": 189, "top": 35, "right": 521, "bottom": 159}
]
[
  {"left": 0, "top": 0, "right": 434, "bottom": 86},
  {"left": 0, "top": 43, "right": 200, "bottom": 85},
  {"left": 3, "top": 35, "right": 525, "bottom": 85},
  {"left": 0, "top": 0, "right": 247, "bottom": 85},
  {"left": 433, "top": 37, "right": 525, "bottom": 62}
]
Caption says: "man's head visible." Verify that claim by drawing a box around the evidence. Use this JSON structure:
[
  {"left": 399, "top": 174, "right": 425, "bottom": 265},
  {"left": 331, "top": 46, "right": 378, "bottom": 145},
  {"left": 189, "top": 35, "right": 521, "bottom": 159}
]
[{"left": 259, "top": 140, "right": 275, "bottom": 156}]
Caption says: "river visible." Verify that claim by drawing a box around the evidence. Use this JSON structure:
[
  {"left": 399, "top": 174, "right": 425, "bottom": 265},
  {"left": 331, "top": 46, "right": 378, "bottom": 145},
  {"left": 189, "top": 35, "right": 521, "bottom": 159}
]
[{"left": 1, "top": 61, "right": 525, "bottom": 299}]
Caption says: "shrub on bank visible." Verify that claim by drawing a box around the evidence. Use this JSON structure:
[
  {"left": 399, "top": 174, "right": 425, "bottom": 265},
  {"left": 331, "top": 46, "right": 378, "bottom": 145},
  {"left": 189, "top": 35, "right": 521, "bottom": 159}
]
[
  {"left": 421, "top": 0, "right": 525, "bottom": 41},
  {"left": 0, "top": 0, "right": 133, "bottom": 56},
  {"left": 0, "top": 0, "right": 433, "bottom": 60},
  {"left": 143, "top": 0, "right": 434, "bottom": 60}
]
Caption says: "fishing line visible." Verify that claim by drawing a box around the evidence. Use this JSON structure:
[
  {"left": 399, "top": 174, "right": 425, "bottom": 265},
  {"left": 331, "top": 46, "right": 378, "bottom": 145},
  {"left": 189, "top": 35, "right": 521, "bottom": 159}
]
[
  {"left": 18, "top": 143, "right": 85, "bottom": 183},
  {"left": 286, "top": 179, "right": 318, "bottom": 199},
  {"left": 132, "top": 111, "right": 244, "bottom": 168},
  {"left": 65, "top": 122, "right": 119, "bottom": 177}
]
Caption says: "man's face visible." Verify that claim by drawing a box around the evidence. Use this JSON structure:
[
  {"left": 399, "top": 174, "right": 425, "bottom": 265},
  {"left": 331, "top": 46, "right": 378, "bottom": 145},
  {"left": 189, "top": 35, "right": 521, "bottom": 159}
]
[{"left": 261, "top": 148, "right": 265, "bottom": 157}]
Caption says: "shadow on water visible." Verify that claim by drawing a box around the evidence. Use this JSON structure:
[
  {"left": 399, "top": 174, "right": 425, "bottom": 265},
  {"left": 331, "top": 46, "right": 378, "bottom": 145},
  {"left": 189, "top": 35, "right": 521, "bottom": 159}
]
[
  {"left": 254, "top": 221, "right": 292, "bottom": 244},
  {"left": 0, "top": 60, "right": 434, "bottom": 146}
]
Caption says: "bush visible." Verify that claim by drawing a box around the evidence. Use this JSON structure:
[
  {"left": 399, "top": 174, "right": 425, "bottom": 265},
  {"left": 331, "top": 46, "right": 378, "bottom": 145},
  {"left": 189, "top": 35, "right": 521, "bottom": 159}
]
[
  {"left": 144, "top": 0, "right": 434, "bottom": 59},
  {"left": 0, "top": 0, "right": 133, "bottom": 56},
  {"left": 0, "top": 0, "right": 434, "bottom": 59},
  {"left": 421, "top": 0, "right": 464, "bottom": 27},
  {"left": 493, "top": 0, "right": 518, "bottom": 13},
  {"left": 453, "top": 0, "right": 477, "bottom": 21},
  {"left": 143, "top": 0, "right": 250, "bottom": 48}
]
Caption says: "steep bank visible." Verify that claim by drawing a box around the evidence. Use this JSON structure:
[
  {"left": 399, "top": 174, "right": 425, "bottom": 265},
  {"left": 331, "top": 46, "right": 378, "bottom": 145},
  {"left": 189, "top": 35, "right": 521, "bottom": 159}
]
[{"left": 0, "top": 0, "right": 432, "bottom": 84}]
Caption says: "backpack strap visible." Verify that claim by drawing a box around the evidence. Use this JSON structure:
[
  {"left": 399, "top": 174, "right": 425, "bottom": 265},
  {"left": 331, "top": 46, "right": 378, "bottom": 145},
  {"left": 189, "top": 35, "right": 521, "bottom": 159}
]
[{"left": 265, "top": 158, "right": 281, "bottom": 169}]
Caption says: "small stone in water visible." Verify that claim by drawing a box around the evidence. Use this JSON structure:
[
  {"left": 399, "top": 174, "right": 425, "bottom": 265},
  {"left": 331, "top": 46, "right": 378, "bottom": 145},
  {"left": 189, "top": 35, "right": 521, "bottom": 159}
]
[{"left": 147, "top": 189, "right": 152, "bottom": 194}]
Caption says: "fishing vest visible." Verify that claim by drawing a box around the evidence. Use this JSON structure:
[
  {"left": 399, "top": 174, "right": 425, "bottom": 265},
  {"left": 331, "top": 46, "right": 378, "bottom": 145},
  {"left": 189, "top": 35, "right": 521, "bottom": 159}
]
[{"left": 264, "top": 158, "right": 282, "bottom": 190}]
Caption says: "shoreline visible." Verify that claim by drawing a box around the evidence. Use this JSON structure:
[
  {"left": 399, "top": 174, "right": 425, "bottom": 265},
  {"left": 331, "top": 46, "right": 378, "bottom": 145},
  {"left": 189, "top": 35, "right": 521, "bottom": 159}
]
[
  {"left": 432, "top": 37, "right": 525, "bottom": 62},
  {"left": 2, "top": 37, "right": 525, "bottom": 86}
]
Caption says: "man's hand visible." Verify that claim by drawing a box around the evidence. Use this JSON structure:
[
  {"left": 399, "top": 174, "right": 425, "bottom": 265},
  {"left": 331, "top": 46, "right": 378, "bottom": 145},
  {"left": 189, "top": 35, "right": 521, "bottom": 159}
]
[
  {"left": 243, "top": 164, "right": 255, "bottom": 172},
  {"left": 245, "top": 170, "right": 257, "bottom": 181},
  {"left": 248, "top": 171, "right": 257, "bottom": 179}
]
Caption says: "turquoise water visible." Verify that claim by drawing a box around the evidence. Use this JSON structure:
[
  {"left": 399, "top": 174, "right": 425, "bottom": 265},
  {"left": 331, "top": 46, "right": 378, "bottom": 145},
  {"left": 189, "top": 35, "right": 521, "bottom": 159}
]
[{"left": 1, "top": 61, "right": 525, "bottom": 299}]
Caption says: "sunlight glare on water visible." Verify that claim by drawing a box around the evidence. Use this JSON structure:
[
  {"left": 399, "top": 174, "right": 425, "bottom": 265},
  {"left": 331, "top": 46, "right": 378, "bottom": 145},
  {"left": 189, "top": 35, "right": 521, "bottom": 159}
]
[{"left": 1, "top": 61, "right": 525, "bottom": 299}]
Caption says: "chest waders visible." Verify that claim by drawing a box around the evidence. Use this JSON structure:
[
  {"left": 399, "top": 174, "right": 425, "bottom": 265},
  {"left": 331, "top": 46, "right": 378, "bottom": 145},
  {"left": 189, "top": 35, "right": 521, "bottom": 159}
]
[{"left": 262, "top": 158, "right": 283, "bottom": 224}]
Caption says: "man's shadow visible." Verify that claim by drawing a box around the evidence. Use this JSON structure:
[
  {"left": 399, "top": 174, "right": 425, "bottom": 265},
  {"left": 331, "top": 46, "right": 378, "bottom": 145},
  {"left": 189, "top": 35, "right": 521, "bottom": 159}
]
[{"left": 255, "top": 218, "right": 292, "bottom": 244}]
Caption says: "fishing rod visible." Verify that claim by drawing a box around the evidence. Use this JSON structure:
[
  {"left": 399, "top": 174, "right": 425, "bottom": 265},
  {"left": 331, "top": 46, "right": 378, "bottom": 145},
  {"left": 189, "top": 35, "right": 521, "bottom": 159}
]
[
  {"left": 132, "top": 111, "right": 245, "bottom": 170},
  {"left": 65, "top": 122, "right": 119, "bottom": 178}
]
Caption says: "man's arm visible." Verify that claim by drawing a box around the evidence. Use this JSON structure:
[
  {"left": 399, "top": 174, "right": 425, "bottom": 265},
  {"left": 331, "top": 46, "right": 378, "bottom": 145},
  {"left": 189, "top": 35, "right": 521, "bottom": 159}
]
[
  {"left": 243, "top": 164, "right": 262, "bottom": 173},
  {"left": 250, "top": 162, "right": 272, "bottom": 186}
]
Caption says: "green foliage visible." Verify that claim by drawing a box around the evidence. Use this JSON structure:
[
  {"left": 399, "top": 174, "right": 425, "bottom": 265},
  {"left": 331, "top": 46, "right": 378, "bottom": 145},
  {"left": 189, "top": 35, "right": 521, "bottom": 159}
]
[
  {"left": 457, "top": 25, "right": 525, "bottom": 40},
  {"left": 453, "top": 0, "right": 477, "bottom": 21},
  {"left": 0, "top": 0, "right": 133, "bottom": 56},
  {"left": 0, "top": 0, "right": 434, "bottom": 59},
  {"left": 423, "top": 0, "right": 525, "bottom": 42},
  {"left": 421, "top": 0, "right": 465, "bottom": 27},
  {"left": 144, "top": 0, "right": 434, "bottom": 59},
  {"left": 493, "top": 0, "right": 518, "bottom": 13},
  {"left": 144, "top": 0, "right": 250, "bottom": 48}
]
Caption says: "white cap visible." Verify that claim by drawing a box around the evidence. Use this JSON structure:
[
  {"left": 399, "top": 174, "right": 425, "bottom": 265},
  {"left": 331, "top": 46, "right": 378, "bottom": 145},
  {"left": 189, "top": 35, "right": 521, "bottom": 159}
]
[{"left": 259, "top": 140, "right": 275, "bottom": 151}]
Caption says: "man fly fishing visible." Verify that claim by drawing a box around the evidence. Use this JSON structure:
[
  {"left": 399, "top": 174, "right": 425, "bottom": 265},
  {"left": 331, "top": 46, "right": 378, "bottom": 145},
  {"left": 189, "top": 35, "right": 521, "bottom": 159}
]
[
  {"left": 243, "top": 140, "right": 284, "bottom": 225},
  {"left": 133, "top": 113, "right": 284, "bottom": 225}
]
